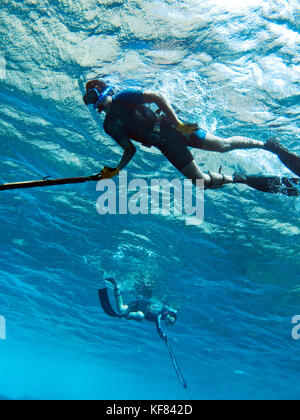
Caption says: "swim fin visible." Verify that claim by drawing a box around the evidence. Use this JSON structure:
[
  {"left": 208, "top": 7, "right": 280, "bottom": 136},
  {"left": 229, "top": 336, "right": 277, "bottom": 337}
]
[
  {"left": 233, "top": 174, "right": 300, "bottom": 196},
  {"left": 98, "top": 288, "right": 122, "bottom": 318},
  {"left": 265, "top": 139, "right": 300, "bottom": 177}
]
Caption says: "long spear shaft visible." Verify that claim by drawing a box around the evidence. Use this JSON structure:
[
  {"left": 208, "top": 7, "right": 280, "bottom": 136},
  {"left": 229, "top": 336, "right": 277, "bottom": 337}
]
[{"left": 0, "top": 174, "right": 103, "bottom": 191}]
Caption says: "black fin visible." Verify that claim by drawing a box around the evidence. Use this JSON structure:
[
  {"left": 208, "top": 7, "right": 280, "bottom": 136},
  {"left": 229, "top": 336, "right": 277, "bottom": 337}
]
[
  {"left": 265, "top": 139, "right": 300, "bottom": 177},
  {"left": 234, "top": 174, "right": 300, "bottom": 196},
  {"left": 98, "top": 288, "right": 121, "bottom": 318}
]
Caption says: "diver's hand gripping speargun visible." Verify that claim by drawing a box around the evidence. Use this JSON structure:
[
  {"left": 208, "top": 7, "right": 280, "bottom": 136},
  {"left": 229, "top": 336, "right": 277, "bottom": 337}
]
[
  {"left": 101, "top": 167, "right": 120, "bottom": 180},
  {"left": 176, "top": 121, "right": 199, "bottom": 135}
]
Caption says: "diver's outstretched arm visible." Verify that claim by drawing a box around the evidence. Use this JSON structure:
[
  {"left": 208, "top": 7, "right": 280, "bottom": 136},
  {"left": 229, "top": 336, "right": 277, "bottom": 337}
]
[
  {"left": 143, "top": 91, "right": 198, "bottom": 134},
  {"left": 115, "top": 136, "right": 137, "bottom": 171},
  {"left": 118, "top": 147, "right": 136, "bottom": 171},
  {"left": 143, "top": 91, "right": 181, "bottom": 127},
  {"left": 156, "top": 314, "right": 167, "bottom": 340}
]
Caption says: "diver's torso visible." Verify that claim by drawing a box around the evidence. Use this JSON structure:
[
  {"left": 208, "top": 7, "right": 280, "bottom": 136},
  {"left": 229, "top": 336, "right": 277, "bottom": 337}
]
[
  {"left": 127, "top": 299, "right": 165, "bottom": 323},
  {"left": 104, "top": 95, "right": 158, "bottom": 146}
]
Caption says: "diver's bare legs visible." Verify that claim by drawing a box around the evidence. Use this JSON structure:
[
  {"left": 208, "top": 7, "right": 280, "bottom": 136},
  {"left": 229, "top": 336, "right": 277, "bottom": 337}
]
[
  {"left": 187, "top": 132, "right": 300, "bottom": 179},
  {"left": 180, "top": 132, "right": 266, "bottom": 187},
  {"left": 181, "top": 160, "right": 234, "bottom": 188},
  {"left": 106, "top": 279, "right": 128, "bottom": 313},
  {"left": 114, "top": 288, "right": 128, "bottom": 313},
  {"left": 201, "top": 133, "right": 265, "bottom": 153}
]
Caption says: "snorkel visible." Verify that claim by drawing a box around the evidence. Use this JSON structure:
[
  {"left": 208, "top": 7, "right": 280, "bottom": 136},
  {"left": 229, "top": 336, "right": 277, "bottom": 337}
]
[
  {"left": 83, "top": 82, "right": 114, "bottom": 113},
  {"left": 93, "top": 86, "right": 114, "bottom": 109}
]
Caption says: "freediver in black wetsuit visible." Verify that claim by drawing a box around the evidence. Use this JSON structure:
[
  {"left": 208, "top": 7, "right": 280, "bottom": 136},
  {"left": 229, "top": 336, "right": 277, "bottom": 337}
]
[
  {"left": 83, "top": 78, "right": 300, "bottom": 196},
  {"left": 99, "top": 278, "right": 177, "bottom": 340},
  {"left": 98, "top": 279, "right": 187, "bottom": 388}
]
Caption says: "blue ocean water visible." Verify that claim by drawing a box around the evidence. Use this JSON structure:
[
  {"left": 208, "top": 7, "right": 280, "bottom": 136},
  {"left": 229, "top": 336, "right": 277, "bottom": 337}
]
[{"left": 0, "top": 0, "right": 300, "bottom": 400}]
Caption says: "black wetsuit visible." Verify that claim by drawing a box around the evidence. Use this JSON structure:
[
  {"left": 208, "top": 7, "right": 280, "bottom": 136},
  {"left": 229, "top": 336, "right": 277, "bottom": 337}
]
[
  {"left": 103, "top": 89, "right": 206, "bottom": 172},
  {"left": 124, "top": 299, "right": 169, "bottom": 338}
]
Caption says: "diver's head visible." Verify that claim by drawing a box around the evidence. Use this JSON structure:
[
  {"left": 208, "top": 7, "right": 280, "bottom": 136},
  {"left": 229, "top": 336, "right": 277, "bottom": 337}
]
[
  {"left": 83, "top": 80, "right": 114, "bottom": 113},
  {"left": 164, "top": 310, "right": 178, "bottom": 326}
]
